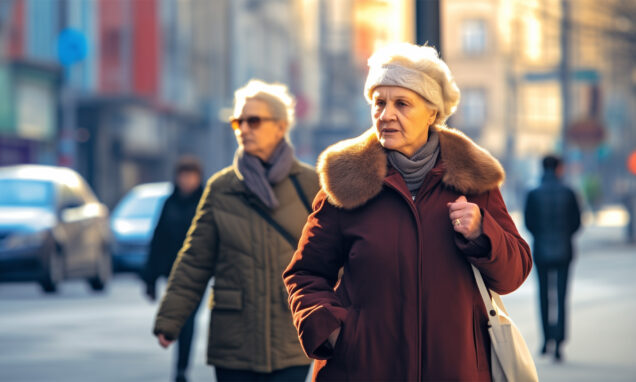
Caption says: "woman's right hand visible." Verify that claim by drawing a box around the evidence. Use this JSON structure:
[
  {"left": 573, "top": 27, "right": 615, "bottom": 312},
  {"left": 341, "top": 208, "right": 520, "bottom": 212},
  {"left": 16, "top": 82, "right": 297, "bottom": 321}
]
[
  {"left": 328, "top": 327, "right": 341, "bottom": 348},
  {"left": 158, "top": 333, "right": 174, "bottom": 348}
]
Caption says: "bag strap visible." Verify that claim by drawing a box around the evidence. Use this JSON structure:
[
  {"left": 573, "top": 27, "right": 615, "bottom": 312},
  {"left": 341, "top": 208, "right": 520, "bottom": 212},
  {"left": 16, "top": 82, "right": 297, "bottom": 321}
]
[
  {"left": 470, "top": 264, "right": 500, "bottom": 327},
  {"left": 290, "top": 174, "right": 312, "bottom": 213},
  {"left": 238, "top": 174, "right": 312, "bottom": 248},
  {"left": 240, "top": 194, "right": 298, "bottom": 248}
]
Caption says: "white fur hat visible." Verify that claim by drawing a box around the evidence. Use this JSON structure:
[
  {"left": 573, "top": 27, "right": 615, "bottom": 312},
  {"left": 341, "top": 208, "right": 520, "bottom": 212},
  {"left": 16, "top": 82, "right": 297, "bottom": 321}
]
[{"left": 364, "top": 43, "right": 460, "bottom": 126}]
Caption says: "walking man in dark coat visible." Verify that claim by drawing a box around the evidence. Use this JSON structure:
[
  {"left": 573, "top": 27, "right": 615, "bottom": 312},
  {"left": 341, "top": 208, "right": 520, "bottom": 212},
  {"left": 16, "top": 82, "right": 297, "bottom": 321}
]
[
  {"left": 142, "top": 156, "right": 204, "bottom": 382},
  {"left": 524, "top": 155, "right": 581, "bottom": 362}
]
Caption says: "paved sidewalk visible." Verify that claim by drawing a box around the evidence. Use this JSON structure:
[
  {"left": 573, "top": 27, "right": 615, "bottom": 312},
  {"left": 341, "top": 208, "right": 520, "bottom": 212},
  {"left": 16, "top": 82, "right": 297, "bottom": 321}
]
[{"left": 503, "top": 222, "right": 636, "bottom": 382}]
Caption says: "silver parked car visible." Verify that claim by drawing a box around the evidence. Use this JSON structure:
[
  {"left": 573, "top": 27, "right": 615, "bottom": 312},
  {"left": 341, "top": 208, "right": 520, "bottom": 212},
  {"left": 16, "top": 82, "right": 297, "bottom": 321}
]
[
  {"left": 0, "top": 165, "right": 112, "bottom": 293},
  {"left": 110, "top": 182, "right": 172, "bottom": 273}
]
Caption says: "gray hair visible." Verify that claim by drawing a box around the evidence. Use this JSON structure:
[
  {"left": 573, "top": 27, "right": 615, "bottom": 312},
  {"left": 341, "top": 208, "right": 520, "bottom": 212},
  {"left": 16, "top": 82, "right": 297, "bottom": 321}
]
[
  {"left": 233, "top": 79, "right": 296, "bottom": 135},
  {"left": 364, "top": 43, "right": 460, "bottom": 126}
]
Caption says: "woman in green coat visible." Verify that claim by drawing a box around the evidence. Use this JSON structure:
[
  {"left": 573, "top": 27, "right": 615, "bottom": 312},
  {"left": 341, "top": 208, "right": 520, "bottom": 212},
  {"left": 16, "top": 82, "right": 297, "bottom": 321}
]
[{"left": 153, "top": 80, "right": 319, "bottom": 382}]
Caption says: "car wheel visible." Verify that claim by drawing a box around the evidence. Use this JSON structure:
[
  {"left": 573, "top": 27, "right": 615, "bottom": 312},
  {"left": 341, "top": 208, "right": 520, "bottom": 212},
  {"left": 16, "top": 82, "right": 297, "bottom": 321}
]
[
  {"left": 88, "top": 247, "right": 112, "bottom": 292},
  {"left": 40, "top": 246, "right": 64, "bottom": 293}
]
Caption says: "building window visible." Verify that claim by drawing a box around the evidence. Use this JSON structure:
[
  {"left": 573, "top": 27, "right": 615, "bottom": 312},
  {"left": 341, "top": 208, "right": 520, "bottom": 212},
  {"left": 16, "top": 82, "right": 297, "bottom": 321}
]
[
  {"left": 461, "top": 19, "right": 486, "bottom": 55},
  {"left": 459, "top": 88, "right": 487, "bottom": 130}
]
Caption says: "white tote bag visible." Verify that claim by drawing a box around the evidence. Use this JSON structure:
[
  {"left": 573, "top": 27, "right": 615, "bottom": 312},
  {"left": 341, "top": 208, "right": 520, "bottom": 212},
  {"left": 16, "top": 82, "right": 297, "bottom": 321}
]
[{"left": 471, "top": 265, "right": 539, "bottom": 382}]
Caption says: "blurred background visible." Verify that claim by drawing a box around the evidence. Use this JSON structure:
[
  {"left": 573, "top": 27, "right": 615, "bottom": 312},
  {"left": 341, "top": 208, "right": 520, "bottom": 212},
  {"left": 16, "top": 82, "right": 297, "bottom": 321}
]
[
  {"left": 0, "top": 0, "right": 635, "bottom": 381},
  {"left": 0, "top": 0, "right": 634, "bottom": 210}
]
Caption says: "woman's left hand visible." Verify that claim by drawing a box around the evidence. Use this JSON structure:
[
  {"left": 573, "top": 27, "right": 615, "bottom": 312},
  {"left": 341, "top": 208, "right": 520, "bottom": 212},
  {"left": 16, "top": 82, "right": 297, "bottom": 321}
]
[{"left": 447, "top": 195, "right": 483, "bottom": 240}]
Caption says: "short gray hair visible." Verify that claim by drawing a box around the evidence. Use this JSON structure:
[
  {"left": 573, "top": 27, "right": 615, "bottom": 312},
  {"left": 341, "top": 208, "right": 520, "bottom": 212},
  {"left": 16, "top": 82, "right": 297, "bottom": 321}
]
[
  {"left": 364, "top": 43, "right": 460, "bottom": 126},
  {"left": 233, "top": 79, "right": 296, "bottom": 133}
]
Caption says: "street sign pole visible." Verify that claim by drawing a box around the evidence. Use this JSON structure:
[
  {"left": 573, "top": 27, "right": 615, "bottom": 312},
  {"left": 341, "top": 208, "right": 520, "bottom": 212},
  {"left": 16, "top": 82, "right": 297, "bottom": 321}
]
[
  {"left": 560, "top": 0, "right": 570, "bottom": 154},
  {"left": 57, "top": 28, "right": 88, "bottom": 168},
  {"left": 415, "top": 0, "right": 440, "bottom": 52}
]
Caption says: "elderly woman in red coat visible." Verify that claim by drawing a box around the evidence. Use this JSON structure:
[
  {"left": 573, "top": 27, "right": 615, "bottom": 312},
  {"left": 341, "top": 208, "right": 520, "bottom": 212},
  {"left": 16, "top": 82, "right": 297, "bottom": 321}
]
[{"left": 283, "top": 42, "right": 533, "bottom": 381}]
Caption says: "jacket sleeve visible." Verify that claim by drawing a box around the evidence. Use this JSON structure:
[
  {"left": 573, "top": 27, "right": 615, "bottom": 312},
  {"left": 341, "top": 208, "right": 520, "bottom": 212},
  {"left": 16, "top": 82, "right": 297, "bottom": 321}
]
[
  {"left": 456, "top": 188, "right": 533, "bottom": 295},
  {"left": 282, "top": 190, "right": 349, "bottom": 360},
  {"left": 142, "top": 199, "right": 170, "bottom": 285},
  {"left": 567, "top": 189, "right": 582, "bottom": 235},
  {"left": 153, "top": 177, "right": 218, "bottom": 340},
  {"left": 523, "top": 190, "right": 538, "bottom": 235}
]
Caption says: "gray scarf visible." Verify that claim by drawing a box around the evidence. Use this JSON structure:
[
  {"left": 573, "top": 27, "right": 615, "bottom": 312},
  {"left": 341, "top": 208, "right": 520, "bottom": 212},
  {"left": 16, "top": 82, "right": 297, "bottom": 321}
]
[
  {"left": 387, "top": 128, "right": 440, "bottom": 195},
  {"left": 234, "top": 140, "right": 294, "bottom": 209}
]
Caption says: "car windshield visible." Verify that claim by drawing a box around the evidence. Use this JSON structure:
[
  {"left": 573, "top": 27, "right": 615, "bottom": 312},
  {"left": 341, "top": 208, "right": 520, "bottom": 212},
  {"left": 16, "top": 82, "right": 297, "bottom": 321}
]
[
  {"left": 113, "top": 194, "right": 166, "bottom": 220},
  {"left": 0, "top": 179, "right": 54, "bottom": 207}
]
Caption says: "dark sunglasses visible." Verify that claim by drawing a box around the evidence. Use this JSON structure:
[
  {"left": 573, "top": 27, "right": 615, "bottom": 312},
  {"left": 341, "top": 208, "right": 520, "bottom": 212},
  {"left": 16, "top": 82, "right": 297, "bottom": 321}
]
[{"left": 230, "top": 116, "right": 277, "bottom": 130}]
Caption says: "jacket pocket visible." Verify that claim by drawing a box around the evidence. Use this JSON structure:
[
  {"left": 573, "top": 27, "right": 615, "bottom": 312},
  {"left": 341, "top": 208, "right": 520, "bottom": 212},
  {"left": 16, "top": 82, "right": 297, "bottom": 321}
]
[
  {"left": 210, "top": 289, "right": 244, "bottom": 350},
  {"left": 335, "top": 308, "right": 359, "bottom": 364},
  {"left": 213, "top": 288, "right": 243, "bottom": 310}
]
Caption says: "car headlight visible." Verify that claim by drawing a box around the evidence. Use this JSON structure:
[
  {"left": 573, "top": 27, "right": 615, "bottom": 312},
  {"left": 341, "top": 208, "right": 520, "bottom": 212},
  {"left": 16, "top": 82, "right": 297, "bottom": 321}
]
[{"left": 4, "top": 230, "right": 48, "bottom": 250}]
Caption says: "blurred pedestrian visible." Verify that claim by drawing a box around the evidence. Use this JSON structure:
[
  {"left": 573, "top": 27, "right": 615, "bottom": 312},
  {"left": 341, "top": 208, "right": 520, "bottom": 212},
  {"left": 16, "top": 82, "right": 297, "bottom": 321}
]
[
  {"left": 283, "top": 42, "right": 533, "bottom": 381},
  {"left": 524, "top": 154, "right": 581, "bottom": 362},
  {"left": 152, "top": 80, "right": 319, "bottom": 382},
  {"left": 142, "top": 155, "right": 204, "bottom": 382}
]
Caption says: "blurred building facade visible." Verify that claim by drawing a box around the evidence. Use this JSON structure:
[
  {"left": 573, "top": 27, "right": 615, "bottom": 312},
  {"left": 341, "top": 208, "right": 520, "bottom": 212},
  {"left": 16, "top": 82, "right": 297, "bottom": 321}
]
[
  {"left": 1, "top": 0, "right": 633, "bottom": 210},
  {"left": 0, "top": 0, "right": 413, "bottom": 207},
  {"left": 0, "top": 0, "right": 214, "bottom": 207},
  {"left": 442, "top": 0, "right": 636, "bottom": 209}
]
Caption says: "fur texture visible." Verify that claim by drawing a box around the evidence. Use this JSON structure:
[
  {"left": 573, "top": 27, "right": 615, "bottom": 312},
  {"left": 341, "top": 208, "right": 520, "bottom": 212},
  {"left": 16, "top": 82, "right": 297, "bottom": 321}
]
[{"left": 317, "top": 126, "right": 505, "bottom": 209}]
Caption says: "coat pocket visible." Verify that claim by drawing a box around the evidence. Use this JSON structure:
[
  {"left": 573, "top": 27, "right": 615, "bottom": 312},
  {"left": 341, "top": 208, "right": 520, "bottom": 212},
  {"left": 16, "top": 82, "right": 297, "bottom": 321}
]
[
  {"left": 334, "top": 308, "right": 360, "bottom": 364},
  {"left": 210, "top": 289, "right": 244, "bottom": 350},
  {"left": 213, "top": 288, "right": 243, "bottom": 310}
]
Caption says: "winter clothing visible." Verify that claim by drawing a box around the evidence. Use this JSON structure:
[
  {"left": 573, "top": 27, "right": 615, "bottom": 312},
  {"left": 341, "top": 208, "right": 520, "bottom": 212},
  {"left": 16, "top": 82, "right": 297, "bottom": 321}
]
[
  {"left": 363, "top": 43, "right": 460, "bottom": 126},
  {"left": 142, "top": 185, "right": 204, "bottom": 290},
  {"left": 524, "top": 169, "right": 581, "bottom": 354},
  {"left": 153, "top": 160, "right": 319, "bottom": 373},
  {"left": 215, "top": 365, "right": 310, "bottom": 382},
  {"left": 536, "top": 263, "right": 570, "bottom": 346},
  {"left": 524, "top": 171, "right": 581, "bottom": 266},
  {"left": 387, "top": 128, "right": 440, "bottom": 195},
  {"left": 175, "top": 304, "right": 199, "bottom": 378},
  {"left": 283, "top": 126, "right": 533, "bottom": 381},
  {"left": 142, "top": 183, "right": 204, "bottom": 380},
  {"left": 234, "top": 140, "right": 295, "bottom": 209}
]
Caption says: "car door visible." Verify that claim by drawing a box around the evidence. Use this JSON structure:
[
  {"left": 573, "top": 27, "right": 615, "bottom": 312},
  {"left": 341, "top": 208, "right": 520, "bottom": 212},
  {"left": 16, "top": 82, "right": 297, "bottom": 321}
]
[
  {"left": 72, "top": 179, "right": 108, "bottom": 276},
  {"left": 58, "top": 184, "right": 87, "bottom": 276}
]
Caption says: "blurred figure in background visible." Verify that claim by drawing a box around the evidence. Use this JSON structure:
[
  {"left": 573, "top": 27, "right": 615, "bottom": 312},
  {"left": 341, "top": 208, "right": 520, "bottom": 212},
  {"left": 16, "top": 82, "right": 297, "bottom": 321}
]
[
  {"left": 142, "top": 156, "right": 204, "bottom": 382},
  {"left": 524, "top": 155, "right": 581, "bottom": 362},
  {"left": 152, "top": 80, "right": 318, "bottom": 382}
]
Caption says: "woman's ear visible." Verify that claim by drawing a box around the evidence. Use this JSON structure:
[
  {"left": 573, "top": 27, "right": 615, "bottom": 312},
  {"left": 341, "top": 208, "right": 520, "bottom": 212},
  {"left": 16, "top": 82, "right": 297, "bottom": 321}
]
[
  {"left": 429, "top": 111, "right": 437, "bottom": 126},
  {"left": 278, "top": 121, "right": 287, "bottom": 132}
]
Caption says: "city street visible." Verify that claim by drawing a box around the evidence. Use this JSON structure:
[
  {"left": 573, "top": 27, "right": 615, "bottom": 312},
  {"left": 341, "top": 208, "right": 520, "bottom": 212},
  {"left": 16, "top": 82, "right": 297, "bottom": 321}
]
[{"left": 1, "top": 221, "right": 635, "bottom": 382}]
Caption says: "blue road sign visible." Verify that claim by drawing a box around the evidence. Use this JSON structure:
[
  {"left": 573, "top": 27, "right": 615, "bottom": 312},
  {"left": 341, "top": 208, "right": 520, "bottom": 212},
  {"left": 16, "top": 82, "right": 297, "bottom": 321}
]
[{"left": 57, "top": 29, "right": 88, "bottom": 67}]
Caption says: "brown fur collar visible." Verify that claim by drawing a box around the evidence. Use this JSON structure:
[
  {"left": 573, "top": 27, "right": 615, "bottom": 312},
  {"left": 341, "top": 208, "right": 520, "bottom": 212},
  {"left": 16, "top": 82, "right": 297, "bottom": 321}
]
[{"left": 317, "top": 126, "right": 505, "bottom": 209}]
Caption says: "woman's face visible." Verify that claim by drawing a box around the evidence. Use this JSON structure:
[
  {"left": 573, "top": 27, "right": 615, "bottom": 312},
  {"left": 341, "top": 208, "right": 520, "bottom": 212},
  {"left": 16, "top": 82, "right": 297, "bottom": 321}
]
[
  {"left": 233, "top": 99, "right": 286, "bottom": 161},
  {"left": 371, "top": 86, "right": 437, "bottom": 158}
]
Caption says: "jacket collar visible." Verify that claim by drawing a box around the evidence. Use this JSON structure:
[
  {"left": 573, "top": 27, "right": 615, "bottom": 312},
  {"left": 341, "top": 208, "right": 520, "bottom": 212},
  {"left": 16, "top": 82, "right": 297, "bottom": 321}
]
[{"left": 317, "top": 126, "right": 505, "bottom": 209}]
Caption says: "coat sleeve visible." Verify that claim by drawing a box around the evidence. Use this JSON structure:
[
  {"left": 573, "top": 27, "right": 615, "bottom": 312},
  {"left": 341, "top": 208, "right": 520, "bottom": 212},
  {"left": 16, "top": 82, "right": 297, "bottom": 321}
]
[
  {"left": 523, "top": 190, "right": 538, "bottom": 235},
  {"left": 141, "top": 198, "right": 170, "bottom": 286},
  {"left": 282, "top": 190, "right": 349, "bottom": 360},
  {"left": 456, "top": 188, "right": 533, "bottom": 295},
  {"left": 153, "top": 177, "right": 219, "bottom": 340},
  {"left": 567, "top": 189, "right": 582, "bottom": 235}
]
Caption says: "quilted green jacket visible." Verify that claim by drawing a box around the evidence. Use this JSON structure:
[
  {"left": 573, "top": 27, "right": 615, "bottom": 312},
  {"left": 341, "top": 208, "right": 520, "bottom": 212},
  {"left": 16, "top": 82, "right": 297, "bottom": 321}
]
[{"left": 153, "top": 160, "right": 319, "bottom": 372}]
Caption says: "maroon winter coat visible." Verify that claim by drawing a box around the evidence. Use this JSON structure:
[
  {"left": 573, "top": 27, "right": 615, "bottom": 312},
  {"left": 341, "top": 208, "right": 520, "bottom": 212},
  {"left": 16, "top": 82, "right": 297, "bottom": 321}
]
[{"left": 283, "top": 127, "right": 532, "bottom": 381}]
